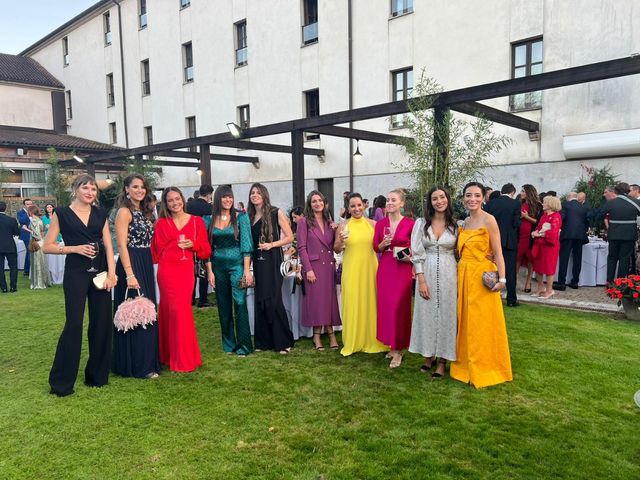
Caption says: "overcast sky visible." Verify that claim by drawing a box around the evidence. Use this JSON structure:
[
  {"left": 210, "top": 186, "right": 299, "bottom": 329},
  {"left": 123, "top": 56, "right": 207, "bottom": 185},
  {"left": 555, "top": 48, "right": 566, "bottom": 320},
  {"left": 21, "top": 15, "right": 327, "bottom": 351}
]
[{"left": 0, "top": 0, "right": 97, "bottom": 54}]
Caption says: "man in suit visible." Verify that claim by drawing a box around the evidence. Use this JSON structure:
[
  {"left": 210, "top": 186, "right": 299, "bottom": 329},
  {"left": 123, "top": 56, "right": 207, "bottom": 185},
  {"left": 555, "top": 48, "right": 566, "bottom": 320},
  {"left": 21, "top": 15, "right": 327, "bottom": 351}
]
[
  {"left": 16, "top": 198, "right": 32, "bottom": 276},
  {"left": 0, "top": 201, "right": 20, "bottom": 293},
  {"left": 186, "top": 184, "right": 214, "bottom": 307},
  {"left": 554, "top": 192, "right": 589, "bottom": 290},
  {"left": 601, "top": 182, "right": 640, "bottom": 282},
  {"left": 485, "top": 183, "right": 521, "bottom": 306}
]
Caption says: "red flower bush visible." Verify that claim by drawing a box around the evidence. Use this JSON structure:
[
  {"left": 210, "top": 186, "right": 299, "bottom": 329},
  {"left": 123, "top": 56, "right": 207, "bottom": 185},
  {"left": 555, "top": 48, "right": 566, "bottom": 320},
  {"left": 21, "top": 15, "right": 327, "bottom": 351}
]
[{"left": 606, "top": 275, "right": 640, "bottom": 305}]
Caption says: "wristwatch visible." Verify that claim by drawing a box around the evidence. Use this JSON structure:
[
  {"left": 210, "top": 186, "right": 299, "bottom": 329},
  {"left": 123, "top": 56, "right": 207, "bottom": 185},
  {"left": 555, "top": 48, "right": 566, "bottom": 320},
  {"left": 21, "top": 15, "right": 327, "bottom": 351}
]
[{"left": 499, "top": 278, "right": 507, "bottom": 283}]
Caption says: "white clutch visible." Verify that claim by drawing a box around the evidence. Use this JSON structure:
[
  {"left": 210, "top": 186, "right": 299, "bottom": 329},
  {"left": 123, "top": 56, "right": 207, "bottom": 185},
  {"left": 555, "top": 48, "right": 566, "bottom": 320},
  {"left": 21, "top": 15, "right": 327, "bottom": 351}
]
[{"left": 92, "top": 271, "right": 117, "bottom": 290}]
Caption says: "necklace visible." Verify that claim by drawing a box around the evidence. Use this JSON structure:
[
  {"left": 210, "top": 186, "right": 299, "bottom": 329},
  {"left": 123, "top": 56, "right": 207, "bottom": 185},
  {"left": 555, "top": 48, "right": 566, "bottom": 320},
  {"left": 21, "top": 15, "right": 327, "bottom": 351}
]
[{"left": 221, "top": 215, "right": 228, "bottom": 221}]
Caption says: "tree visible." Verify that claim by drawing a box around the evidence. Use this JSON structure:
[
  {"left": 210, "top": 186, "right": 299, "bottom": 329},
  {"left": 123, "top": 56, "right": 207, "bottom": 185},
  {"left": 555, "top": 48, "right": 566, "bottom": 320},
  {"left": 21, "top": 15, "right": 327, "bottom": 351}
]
[
  {"left": 0, "top": 165, "right": 10, "bottom": 198},
  {"left": 395, "top": 69, "right": 512, "bottom": 212},
  {"left": 98, "top": 156, "right": 163, "bottom": 210},
  {"left": 46, "top": 148, "right": 72, "bottom": 206}
]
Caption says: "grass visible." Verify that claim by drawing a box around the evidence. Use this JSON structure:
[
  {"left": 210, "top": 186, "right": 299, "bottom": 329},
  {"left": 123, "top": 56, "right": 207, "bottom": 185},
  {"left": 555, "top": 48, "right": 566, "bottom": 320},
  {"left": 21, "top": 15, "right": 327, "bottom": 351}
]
[{"left": 0, "top": 276, "right": 639, "bottom": 479}]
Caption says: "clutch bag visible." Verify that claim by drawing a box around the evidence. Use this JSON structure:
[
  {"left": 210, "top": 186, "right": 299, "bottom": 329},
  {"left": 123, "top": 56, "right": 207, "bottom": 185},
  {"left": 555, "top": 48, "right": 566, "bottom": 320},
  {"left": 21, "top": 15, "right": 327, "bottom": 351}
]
[
  {"left": 482, "top": 271, "right": 499, "bottom": 290},
  {"left": 92, "top": 271, "right": 108, "bottom": 290}
]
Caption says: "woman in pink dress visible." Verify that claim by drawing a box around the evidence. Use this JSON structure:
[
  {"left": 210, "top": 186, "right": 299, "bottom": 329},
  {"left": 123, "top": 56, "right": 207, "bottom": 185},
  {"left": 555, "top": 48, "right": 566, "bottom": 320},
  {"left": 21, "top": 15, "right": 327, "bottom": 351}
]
[
  {"left": 531, "top": 195, "right": 562, "bottom": 299},
  {"left": 517, "top": 184, "right": 542, "bottom": 293},
  {"left": 151, "top": 187, "right": 211, "bottom": 372},
  {"left": 373, "top": 189, "right": 415, "bottom": 368}
]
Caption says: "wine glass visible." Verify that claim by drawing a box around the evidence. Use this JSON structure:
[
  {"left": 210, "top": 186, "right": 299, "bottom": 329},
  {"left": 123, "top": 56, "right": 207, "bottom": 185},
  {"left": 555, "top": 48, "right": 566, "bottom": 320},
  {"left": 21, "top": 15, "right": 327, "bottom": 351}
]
[
  {"left": 178, "top": 234, "right": 187, "bottom": 260},
  {"left": 383, "top": 226, "right": 392, "bottom": 239},
  {"left": 258, "top": 235, "right": 266, "bottom": 261},
  {"left": 87, "top": 242, "right": 98, "bottom": 272}
]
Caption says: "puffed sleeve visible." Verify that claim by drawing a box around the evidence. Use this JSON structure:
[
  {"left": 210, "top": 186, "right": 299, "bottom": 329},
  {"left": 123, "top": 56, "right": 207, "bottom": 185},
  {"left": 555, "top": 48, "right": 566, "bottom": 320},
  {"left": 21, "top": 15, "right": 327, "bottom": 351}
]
[
  {"left": 411, "top": 218, "right": 427, "bottom": 274},
  {"left": 151, "top": 218, "right": 166, "bottom": 264},
  {"left": 194, "top": 216, "right": 212, "bottom": 260},
  {"left": 372, "top": 219, "right": 385, "bottom": 253},
  {"left": 238, "top": 213, "right": 253, "bottom": 257},
  {"left": 297, "top": 217, "right": 312, "bottom": 273}
]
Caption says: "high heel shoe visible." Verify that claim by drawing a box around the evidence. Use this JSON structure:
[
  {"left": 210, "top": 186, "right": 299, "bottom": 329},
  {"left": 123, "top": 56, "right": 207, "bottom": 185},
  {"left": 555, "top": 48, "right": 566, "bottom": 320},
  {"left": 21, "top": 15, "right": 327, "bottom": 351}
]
[
  {"left": 431, "top": 359, "right": 447, "bottom": 379},
  {"left": 540, "top": 290, "right": 555, "bottom": 299},
  {"left": 420, "top": 356, "right": 436, "bottom": 373},
  {"left": 312, "top": 333, "right": 325, "bottom": 351},
  {"left": 326, "top": 328, "right": 339, "bottom": 350}
]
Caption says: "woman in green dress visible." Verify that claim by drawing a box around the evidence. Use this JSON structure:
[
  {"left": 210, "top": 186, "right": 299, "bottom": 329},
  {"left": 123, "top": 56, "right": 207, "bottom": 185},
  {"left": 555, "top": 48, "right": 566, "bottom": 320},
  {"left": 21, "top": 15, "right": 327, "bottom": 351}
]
[
  {"left": 28, "top": 205, "right": 51, "bottom": 289},
  {"left": 207, "top": 185, "right": 254, "bottom": 356}
]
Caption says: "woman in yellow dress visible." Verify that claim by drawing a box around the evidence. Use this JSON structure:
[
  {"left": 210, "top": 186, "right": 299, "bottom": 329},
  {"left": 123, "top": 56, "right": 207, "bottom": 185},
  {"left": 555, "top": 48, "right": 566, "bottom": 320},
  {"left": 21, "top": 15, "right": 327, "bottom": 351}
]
[
  {"left": 451, "top": 182, "right": 513, "bottom": 388},
  {"left": 334, "top": 193, "right": 388, "bottom": 357}
]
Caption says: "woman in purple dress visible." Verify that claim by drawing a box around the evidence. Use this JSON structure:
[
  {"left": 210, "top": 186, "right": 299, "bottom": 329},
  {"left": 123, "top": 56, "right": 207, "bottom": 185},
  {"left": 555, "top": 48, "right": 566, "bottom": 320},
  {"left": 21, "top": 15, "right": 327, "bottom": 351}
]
[
  {"left": 373, "top": 189, "right": 415, "bottom": 368},
  {"left": 297, "top": 190, "right": 341, "bottom": 350}
]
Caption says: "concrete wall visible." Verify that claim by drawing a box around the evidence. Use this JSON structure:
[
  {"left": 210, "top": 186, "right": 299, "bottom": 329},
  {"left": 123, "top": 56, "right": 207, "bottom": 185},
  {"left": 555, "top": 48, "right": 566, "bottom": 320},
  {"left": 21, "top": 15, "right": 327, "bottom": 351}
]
[{"left": 0, "top": 84, "right": 53, "bottom": 129}]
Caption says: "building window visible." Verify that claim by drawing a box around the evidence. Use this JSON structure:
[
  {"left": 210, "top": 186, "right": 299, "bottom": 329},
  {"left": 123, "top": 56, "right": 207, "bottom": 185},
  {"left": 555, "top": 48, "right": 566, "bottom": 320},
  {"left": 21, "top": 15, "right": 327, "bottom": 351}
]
[
  {"left": 235, "top": 20, "right": 248, "bottom": 66},
  {"left": 510, "top": 38, "right": 543, "bottom": 111},
  {"left": 110, "top": 122, "right": 117, "bottom": 144},
  {"left": 180, "top": 0, "right": 190, "bottom": 8},
  {"left": 183, "top": 42, "right": 194, "bottom": 83},
  {"left": 238, "top": 105, "right": 250, "bottom": 129},
  {"left": 65, "top": 90, "right": 73, "bottom": 119},
  {"left": 106, "top": 74, "right": 115, "bottom": 106},
  {"left": 302, "top": 0, "right": 318, "bottom": 45},
  {"left": 103, "top": 12, "right": 112, "bottom": 45},
  {"left": 62, "top": 37, "right": 69, "bottom": 66},
  {"left": 145, "top": 126, "right": 153, "bottom": 145},
  {"left": 391, "top": 67, "right": 413, "bottom": 127},
  {"left": 139, "top": 0, "right": 147, "bottom": 28},
  {"left": 186, "top": 116, "right": 197, "bottom": 152},
  {"left": 22, "top": 170, "right": 47, "bottom": 184},
  {"left": 305, "top": 89, "right": 320, "bottom": 140},
  {"left": 141, "top": 59, "right": 151, "bottom": 95},
  {"left": 391, "top": 0, "right": 413, "bottom": 17}
]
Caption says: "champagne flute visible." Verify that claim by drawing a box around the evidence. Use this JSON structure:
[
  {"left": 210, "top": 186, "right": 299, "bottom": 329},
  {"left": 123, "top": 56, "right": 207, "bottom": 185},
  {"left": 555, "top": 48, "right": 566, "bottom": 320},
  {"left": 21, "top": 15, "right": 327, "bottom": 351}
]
[
  {"left": 87, "top": 242, "right": 98, "bottom": 272},
  {"left": 178, "top": 234, "right": 187, "bottom": 260},
  {"left": 258, "top": 235, "right": 266, "bottom": 261}
]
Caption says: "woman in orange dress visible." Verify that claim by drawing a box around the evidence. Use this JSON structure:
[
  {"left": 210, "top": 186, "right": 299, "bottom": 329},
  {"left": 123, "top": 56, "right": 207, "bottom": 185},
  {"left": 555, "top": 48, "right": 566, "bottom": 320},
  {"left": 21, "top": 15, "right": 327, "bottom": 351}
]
[{"left": 451, "top": 182, "right": 512, "bottom": 389}]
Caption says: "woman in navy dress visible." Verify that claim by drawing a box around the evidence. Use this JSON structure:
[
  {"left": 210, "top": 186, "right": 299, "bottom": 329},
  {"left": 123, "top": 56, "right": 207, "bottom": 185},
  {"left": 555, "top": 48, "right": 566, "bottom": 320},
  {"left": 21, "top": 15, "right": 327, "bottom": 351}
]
[{"left": 112, "top": 174, "right": 160, "bottom": 379}]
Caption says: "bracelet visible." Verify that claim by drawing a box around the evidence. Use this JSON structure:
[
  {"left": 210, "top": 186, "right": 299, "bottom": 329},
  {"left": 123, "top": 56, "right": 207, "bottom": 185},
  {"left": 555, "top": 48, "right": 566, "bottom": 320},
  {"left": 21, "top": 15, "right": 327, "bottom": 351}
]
[
  {"left": 126, "top": 274, "right": 136, "bottom": 280},
  {"left": 499, "top": 278, "right": 507, "bottom": 283},
  {"left": 58, "top": 245, "right": 64, "bottom": 254}
]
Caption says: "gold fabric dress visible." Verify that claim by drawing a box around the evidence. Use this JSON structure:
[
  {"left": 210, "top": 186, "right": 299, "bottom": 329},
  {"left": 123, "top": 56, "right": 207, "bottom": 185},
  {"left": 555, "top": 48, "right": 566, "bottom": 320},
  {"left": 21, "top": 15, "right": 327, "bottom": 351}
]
[
  {"left": 451, "top": 227, "right": 512, "bottom": 388},
  {"left": 340, "top": 217, "right": 388, "bottom": 356}
]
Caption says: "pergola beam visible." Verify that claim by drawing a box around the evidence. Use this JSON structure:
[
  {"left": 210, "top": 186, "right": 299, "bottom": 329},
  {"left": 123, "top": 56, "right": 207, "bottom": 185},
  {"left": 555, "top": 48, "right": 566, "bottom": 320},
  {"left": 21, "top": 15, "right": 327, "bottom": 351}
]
[
  {"left": 215, "top": 139, "right": 324, "bottom": 156},
  {"left": 450, "top": 102, "right": 539, "bottom": 132},
  {"left": 305, "top": 125, "right": 410, "bottom": 144}
]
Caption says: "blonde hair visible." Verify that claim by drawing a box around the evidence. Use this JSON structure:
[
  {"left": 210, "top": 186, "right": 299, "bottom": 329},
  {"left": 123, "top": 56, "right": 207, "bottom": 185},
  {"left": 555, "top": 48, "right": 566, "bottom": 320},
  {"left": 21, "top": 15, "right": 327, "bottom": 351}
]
[
  {"left": 389, "top": 189, "right": 406, "bottom": 202},
  {"left": 543, "top": 195, "right": 561, "bottom": 212}
]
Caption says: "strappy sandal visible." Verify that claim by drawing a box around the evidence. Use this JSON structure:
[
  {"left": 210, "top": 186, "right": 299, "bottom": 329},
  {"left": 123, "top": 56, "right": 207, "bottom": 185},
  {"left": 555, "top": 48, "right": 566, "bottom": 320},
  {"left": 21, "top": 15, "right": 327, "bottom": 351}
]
[
  {"left": 431, "top": 359, "right": 447, "bottom": 379},
  {"left": 326, "top": 328, "right": 339, "bottom": 349},
  {"left": 420, "top": 356, "right": 436, "bottom": 373},
  {"left": 313, "top": 333, "right": 325, "bottom": 351},
  {"left": 389, "top": 353, "right": 403, "bottom": 369}
]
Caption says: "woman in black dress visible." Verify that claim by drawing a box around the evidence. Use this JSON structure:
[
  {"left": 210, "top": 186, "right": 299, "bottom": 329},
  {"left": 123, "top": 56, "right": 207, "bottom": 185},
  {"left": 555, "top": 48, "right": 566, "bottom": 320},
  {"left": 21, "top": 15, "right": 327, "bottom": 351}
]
[
  {"left": 112, "top": 174, "right": 160, "bottom": 379},
  {"left": 248, "top": 183, "right": 295, "bottom": 354},
  {"left": 43, "top": 174, "right": 117, "bottom": 397}
]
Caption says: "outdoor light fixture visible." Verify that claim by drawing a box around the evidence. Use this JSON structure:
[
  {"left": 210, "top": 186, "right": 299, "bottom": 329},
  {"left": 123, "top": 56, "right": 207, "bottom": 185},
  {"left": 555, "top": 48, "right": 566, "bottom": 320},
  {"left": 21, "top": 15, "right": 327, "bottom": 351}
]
[
  {"left": 73, "top": 155, "right": 84, "bottom": 163},
  {"left": 105, "top": 173, "right": 113, "bottom": 185},
  {"left": 9, "top": 168, "right": 16, "bottom": 173},
  {"left": 226, "top": 122, "right": 243, "bottom": 139},
  {"left": 353, "top": 139, "right": 363, "bottom": 162},
  {"left": 196, "top": 168, "right": 204, "bottom": 176}
]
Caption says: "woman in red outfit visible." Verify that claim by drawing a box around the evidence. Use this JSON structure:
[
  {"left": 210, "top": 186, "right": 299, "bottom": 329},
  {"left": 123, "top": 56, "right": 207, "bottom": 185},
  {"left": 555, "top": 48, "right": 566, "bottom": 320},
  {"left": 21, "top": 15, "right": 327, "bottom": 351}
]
[
  {"left": 517, "top": 184, "right": 542, "bottom": 293},
  {"left": 531, "top": 195, "right": 562, "bottom": 299},
  {"left": 151, "top": 187, "right": 211, "bottom": 372}
]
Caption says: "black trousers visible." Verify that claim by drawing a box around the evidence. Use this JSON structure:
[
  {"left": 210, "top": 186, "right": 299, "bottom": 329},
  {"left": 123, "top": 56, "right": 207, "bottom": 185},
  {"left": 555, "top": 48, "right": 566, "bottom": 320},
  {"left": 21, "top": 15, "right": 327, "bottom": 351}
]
[
  {"left": 0, "top": 252, "right": 17, "bottom": 291},
  {"left": 557, "top": 239, "right": 584, "bottom": 286},
  {"left": 502, "top": 247, "right": 517, "bottom": 303},
  {"left": 49, "top": 268, "right": 113, "bottom": 396},
  {"left": 607, "top": 240, "right": 636, "bottom": 283}
]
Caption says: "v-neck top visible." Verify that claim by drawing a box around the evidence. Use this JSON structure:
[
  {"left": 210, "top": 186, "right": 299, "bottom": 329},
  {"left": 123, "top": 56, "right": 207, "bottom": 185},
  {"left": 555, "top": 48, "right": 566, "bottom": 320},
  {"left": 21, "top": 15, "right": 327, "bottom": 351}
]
[{"left": 56, "top": 205, "right": 108, "bottom": 270}]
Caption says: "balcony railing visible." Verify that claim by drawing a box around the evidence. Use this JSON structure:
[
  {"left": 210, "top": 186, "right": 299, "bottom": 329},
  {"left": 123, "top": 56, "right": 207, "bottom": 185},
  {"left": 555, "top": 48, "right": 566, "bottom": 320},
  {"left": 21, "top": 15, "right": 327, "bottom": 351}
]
[
  {"left": 302, "top": 22, "right": 318, "bottom": 45},
  {"left": 235, "top": 47, "right": 248, "bottom": 66}
]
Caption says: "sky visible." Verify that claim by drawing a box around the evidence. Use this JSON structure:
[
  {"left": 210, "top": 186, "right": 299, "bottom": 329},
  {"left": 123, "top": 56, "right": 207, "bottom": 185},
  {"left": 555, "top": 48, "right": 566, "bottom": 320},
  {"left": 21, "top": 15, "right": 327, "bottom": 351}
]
[{"left": 0, "top": 0, "right": 98, "bottom": 55}]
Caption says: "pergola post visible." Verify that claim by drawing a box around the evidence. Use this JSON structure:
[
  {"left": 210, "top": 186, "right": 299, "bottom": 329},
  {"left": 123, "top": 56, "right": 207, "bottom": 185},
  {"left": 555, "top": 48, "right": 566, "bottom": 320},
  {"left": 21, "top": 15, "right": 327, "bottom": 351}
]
[
  {"left": 199, "top": 143, "right": 211, "bottom": 185},
  {"left": 291, "top": 130, "right": 305, "bottom": 207}
]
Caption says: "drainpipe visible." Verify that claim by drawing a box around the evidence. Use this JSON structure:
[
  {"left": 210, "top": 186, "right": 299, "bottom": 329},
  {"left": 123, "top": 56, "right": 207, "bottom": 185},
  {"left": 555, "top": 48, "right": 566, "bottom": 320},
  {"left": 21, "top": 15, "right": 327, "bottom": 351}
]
[
  {"left": 347, "top": 0, "right": 354, "bottom": 192},
  {"left": 112, "top": 0, "right": 130, "bottom": 148}
]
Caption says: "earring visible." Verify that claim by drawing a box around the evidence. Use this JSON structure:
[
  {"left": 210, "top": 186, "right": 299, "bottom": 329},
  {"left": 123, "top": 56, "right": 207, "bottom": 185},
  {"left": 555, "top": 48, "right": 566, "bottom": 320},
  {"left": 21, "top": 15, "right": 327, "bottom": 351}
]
[{"left": 126, "top": 194, "right": 130, "bottom": 199}]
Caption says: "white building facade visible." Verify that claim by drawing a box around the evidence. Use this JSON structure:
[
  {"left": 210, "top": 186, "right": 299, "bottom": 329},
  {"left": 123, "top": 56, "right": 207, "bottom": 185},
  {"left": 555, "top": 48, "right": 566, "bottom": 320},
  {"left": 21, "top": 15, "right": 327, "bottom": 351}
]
[{"left": 20, "top": 0, "right": 640, "bottom": 210}]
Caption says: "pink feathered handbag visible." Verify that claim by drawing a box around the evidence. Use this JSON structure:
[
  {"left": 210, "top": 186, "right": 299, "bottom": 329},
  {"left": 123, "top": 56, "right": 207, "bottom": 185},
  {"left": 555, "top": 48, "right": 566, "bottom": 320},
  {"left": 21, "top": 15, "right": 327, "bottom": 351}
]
[{"left": 114, "top": 288, "right": 157, "bottom": 333}]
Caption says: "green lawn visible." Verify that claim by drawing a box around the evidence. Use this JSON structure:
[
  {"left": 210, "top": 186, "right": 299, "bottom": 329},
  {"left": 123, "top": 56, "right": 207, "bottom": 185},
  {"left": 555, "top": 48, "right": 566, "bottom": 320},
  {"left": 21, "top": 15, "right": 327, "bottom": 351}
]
[{"left": 0, "top": 276, "right": 638, "bottom": 479}]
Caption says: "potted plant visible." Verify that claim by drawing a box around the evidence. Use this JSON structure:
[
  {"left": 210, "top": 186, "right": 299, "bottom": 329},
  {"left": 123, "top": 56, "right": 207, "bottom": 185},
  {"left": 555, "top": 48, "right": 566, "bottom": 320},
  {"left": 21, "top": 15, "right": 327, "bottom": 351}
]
[{"left": 606, "top": 275, "right": 640, "bottom": 321}]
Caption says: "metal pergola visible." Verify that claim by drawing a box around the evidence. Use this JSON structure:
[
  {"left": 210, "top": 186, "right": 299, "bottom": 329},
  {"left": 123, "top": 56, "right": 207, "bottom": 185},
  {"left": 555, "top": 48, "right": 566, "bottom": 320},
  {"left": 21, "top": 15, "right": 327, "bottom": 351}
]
[{"left": 68, "top": 55, "right": 640, "bottom": 206}]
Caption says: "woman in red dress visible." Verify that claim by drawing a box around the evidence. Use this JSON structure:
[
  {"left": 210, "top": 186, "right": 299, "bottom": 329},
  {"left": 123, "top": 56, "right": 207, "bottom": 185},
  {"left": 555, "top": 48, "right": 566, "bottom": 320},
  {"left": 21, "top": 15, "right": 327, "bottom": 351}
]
[
  {"left": 531, "top": 195, "right": 562, "bottom": 299},
  {"left": 517, "top": 184, "right": 542, "bottom": 293},
  {"left": 151, "top": 187, "right": 211, "bottom": 372}
]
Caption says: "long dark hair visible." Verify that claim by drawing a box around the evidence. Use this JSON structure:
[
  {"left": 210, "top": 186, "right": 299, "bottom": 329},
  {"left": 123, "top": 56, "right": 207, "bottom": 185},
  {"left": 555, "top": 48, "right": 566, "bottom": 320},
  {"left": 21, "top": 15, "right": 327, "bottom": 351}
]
[
  {"left": 463, "top": 181, "right": 486, "bottom": 196},
  {"left": 248, "top": 183, "right": 277, "bottom": 241},
  {"left": 289, "top": 206, "right": 303, "bottom": 234},
  {"left": 303, "top": 190, "right": 330, "bottom": 228},
  {"left": 115, "top": 174, "right": 155, "bottom": 221},
  {"left": 44, "top": 203, "right": 55, "bottom": 219},
  {"left": 159, "top": 187, "right": 186, "bottom": 219},
  {"left": 423, "top": 186, "right": 457, "bottom": 238},
  {"left": 521, "top": 184, "right": 542, "bottom": 219},
  {"left": 210, "top": 184, "right": 238, "bottom": 239}
]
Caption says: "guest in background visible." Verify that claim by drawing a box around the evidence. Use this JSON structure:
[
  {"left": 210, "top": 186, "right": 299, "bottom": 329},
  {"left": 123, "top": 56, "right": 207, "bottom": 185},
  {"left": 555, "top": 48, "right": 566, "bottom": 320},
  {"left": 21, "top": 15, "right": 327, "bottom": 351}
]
[
  {"left": 334, "top": 193, "right": 388, "bottom": 357},
  {"left": 28, "top": 205, "right": 50, "bottom": 289},
  {"left": 44, "top": 174, "right": 117, "bottom": 397},
  {"left": 17, "top": 198, "right": 32, "bottom": 276},
  {"left": 248, "top": 183, "right": 295, "bottom": 354},
  {"left": 152, "top": 187, "right": 211, "bottom": 372},
  {"left": 554, "top": 192, "right": 589, "bottom": 291},
  {"left": 372, "top": 195, "right": 386, "bottom": 222},
  {"left": 410, "top": 186, "right": 458, "bottom": 378},
  {"left": 488, "top": 190, "right": 501, "bottom": 202},
  {"left": 630, "top": 184, "right": 640, "bottom": 200},
  {"left": 339, "top": 191, "right": 351, "bottom": 219},
  {"left": 112, "top": 174, "right": 160, "bottom": 379},
  {"left": 485, "top": 183, "right": 521, "bottom": 307},
  {"left": 187, "top": 184, "right": 214, "bottom": 308},
  {"left": 373, "top": 189, "right": 414, "bottom": 368},
  {"left": 236, "top": 201, "right": 246, "bottom": 213},
  {"left": 42, "top": 203, "right": 55, "bottom": 237},
  {"left": 289, "top": 206, "right": 304, "bottom": 233},
  {"left": 517, "top": 184, "right": 542, "bottom": 293},
  {"left": 208, "top": 185, "right": 254, "bottom": 356},
  {"left": 452, "top": 182, "right": 512, "bottom": 389},
  {"left": 0, "top": 201, "right": 19, "bottom": 293},
  {"left": 297, "top": 190, "right": 341, "bottom": 351},
  {"left": 577, "top": 192, "right": 587, "bottom": 205},
  {"left": 531, "top": 195, "right": 562, "bottom": 298},
  {"left": 483, "top": 187, "right": 494, "bottom": 206}
]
